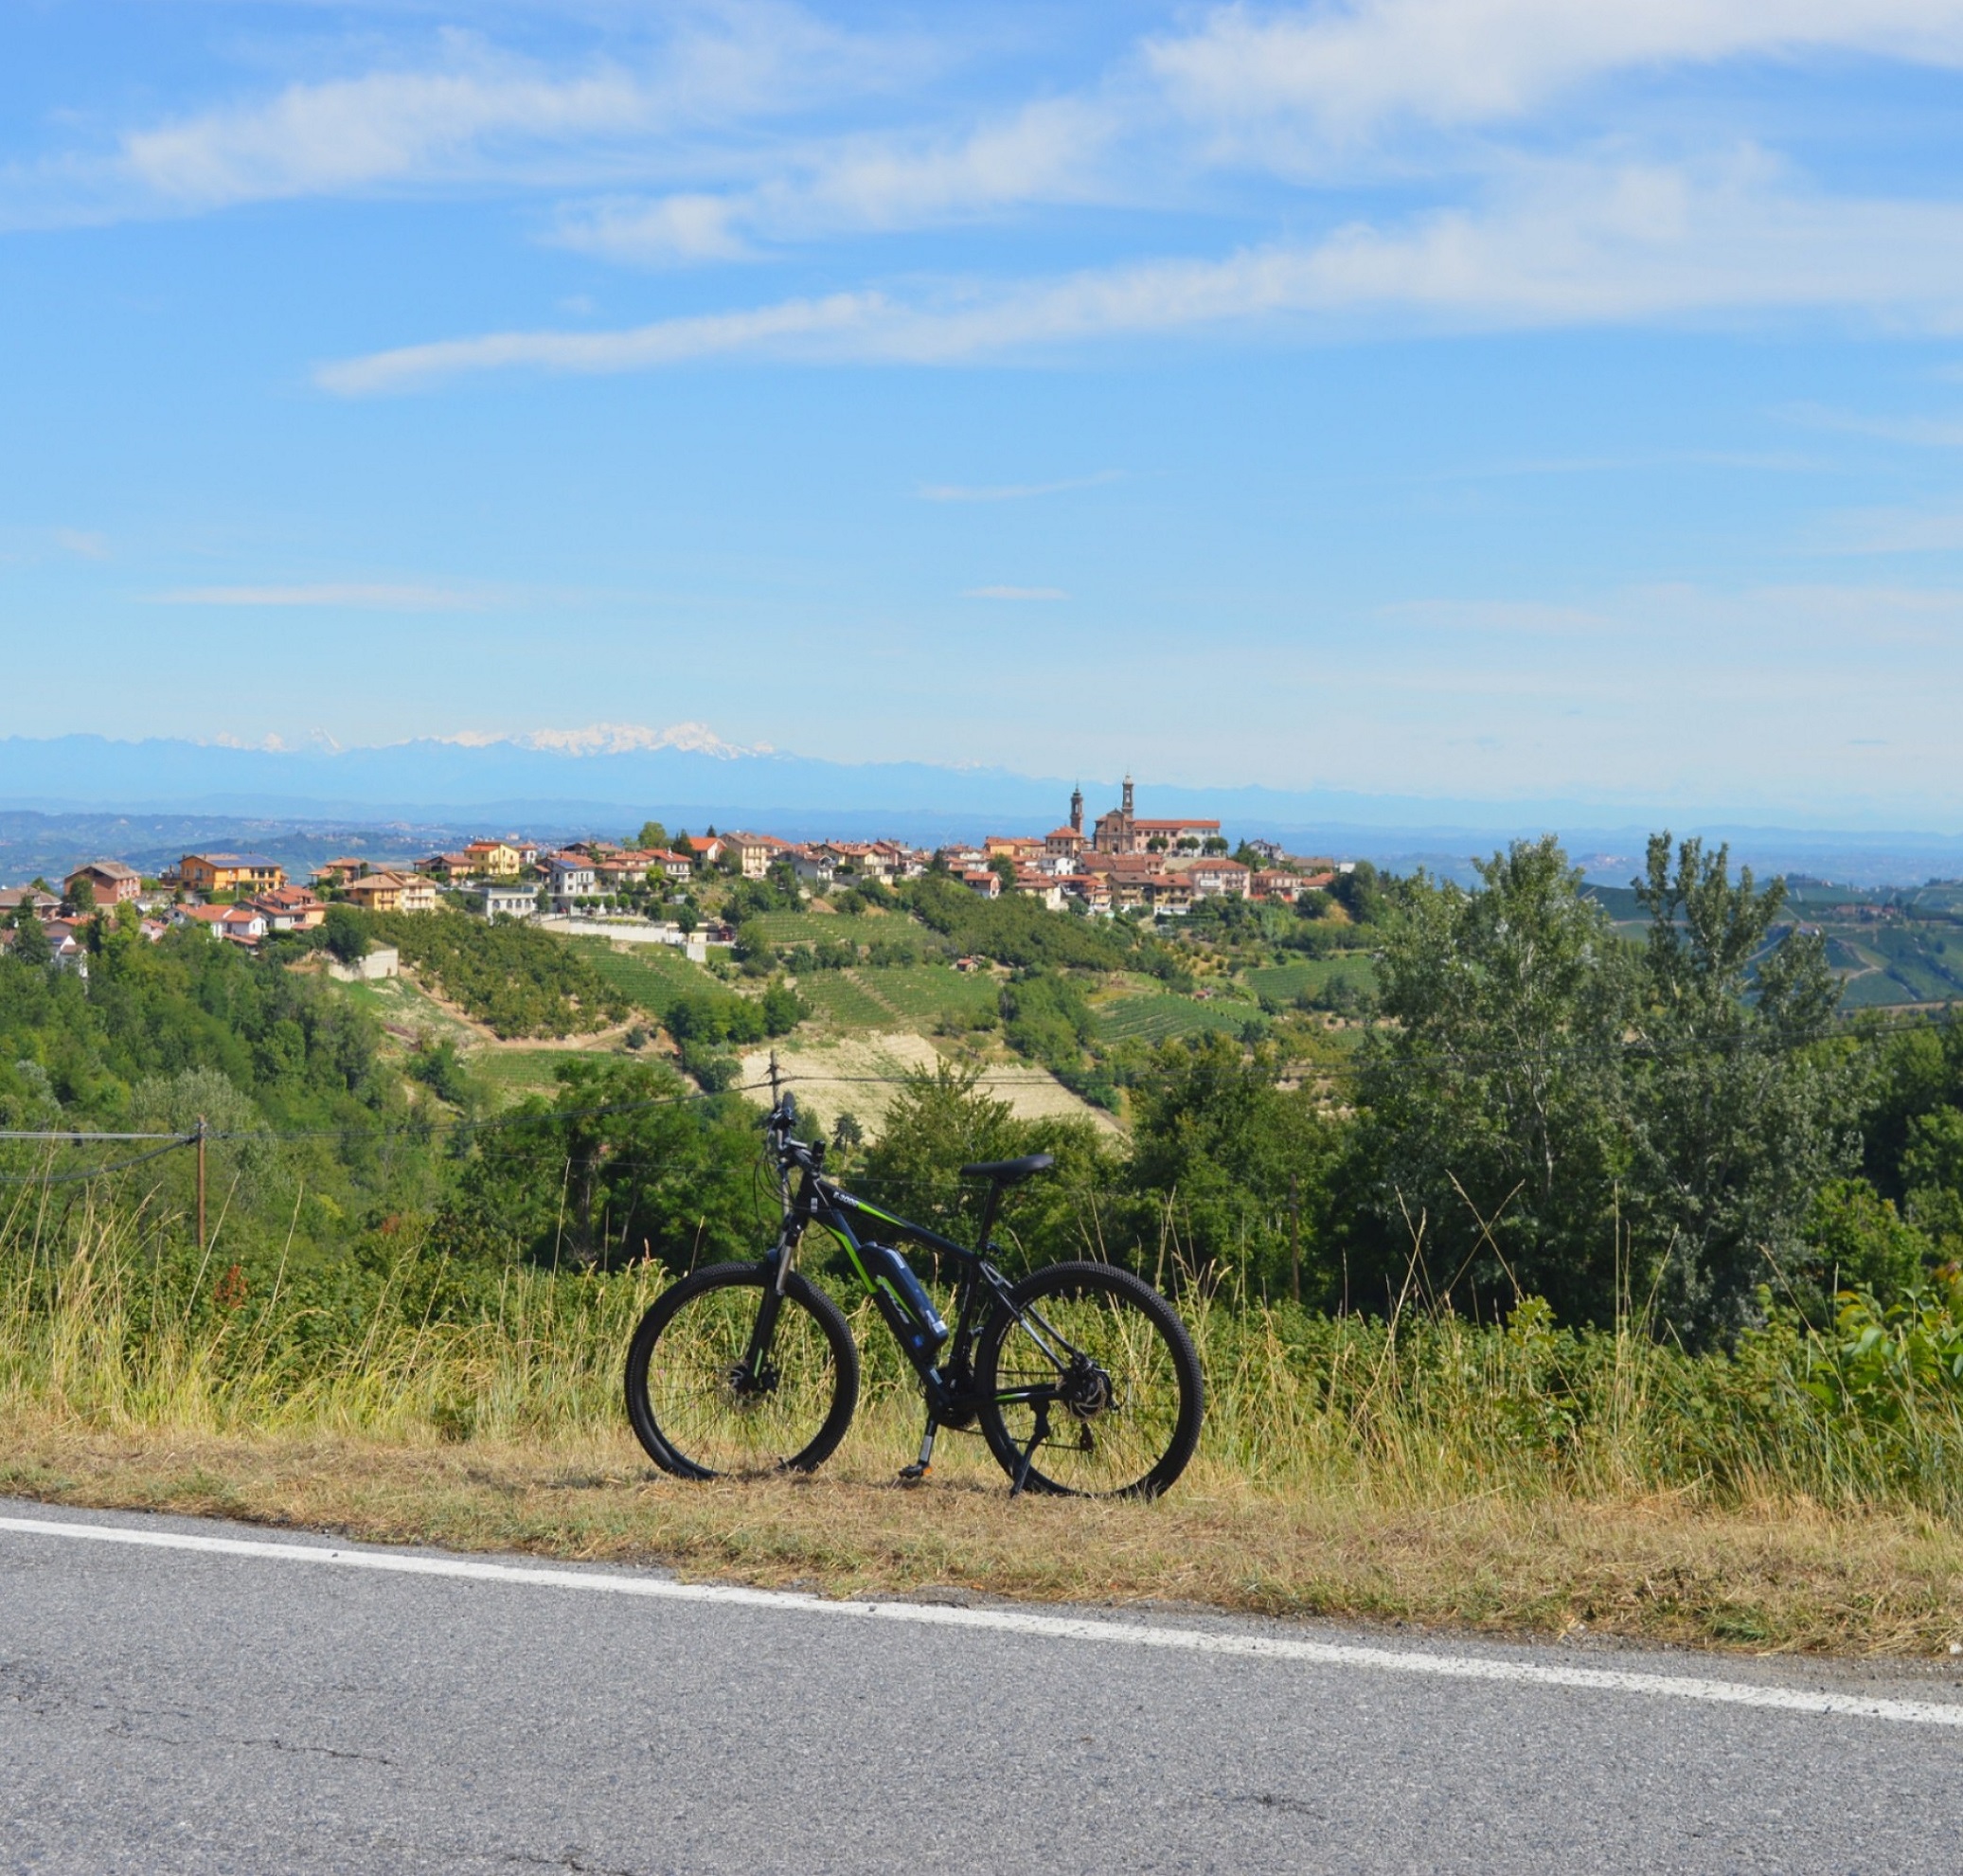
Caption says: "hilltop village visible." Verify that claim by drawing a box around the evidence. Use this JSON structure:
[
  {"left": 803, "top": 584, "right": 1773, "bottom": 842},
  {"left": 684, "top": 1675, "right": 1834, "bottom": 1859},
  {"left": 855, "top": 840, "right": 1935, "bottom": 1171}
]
[{"left": 0, "top": 780, "right": 1337, "bottom": 964}]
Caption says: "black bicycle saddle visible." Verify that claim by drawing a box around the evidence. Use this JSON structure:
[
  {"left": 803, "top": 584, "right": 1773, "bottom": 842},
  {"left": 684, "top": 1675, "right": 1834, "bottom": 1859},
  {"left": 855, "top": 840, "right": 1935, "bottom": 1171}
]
[{"left": 957, "top": 1153, "right": 1055, "bottom": 1184}]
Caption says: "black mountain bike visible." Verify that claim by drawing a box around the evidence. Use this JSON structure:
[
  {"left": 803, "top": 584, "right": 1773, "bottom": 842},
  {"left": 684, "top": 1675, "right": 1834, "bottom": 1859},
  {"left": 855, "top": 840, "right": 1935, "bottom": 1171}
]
[{"left": 624, "top": 1095, "right": 1204, "bottom": 1497}]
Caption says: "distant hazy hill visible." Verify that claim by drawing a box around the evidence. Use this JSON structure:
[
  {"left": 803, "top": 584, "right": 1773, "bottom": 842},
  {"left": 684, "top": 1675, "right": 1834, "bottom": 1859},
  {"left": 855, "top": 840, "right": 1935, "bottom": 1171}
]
[{"left": 2, "top": 733, "right": 1961, "bottom": 888}]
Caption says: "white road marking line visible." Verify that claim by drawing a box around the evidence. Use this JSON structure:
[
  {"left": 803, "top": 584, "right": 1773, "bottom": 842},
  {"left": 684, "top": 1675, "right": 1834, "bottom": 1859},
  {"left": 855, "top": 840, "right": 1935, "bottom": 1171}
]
[{"left": 3, "top": 1510, "right": 1957, "bottom": 1727}]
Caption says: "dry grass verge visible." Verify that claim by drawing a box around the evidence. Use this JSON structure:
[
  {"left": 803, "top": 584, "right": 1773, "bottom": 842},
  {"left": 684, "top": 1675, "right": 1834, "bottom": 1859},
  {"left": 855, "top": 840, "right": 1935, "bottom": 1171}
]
[
  {"left": 11, "top": 1201, "right": 1963, "bottom": 1659},
  {"left": 7, "top": 1417, "right": 1962, "bottom": 1660}
]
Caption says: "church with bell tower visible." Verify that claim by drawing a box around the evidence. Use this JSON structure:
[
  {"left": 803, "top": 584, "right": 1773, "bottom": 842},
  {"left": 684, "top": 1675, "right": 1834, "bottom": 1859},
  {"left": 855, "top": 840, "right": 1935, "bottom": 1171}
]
[{"left": 1092, "top": 777, "right": 1137, "bottom": 854}]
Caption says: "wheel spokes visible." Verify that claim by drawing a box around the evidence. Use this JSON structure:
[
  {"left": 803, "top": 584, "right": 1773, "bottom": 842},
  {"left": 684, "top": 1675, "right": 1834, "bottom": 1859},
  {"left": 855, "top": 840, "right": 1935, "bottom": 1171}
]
[
  {"left": 641, "top": 1285, "right": 841, "bottom": 1476},
  {"left": 992, "top": 1288, "right": 1184, "bottom": 1493}
]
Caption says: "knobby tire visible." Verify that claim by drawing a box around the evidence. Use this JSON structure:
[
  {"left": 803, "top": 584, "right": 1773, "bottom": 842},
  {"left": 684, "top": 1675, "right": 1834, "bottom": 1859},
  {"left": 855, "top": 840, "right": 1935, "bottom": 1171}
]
[
  {"left": 624, "top": 1260, "right": 860, "bottom": 1480},
  {"left": 975, "top": 1260, "right": 1204, "bottom": 1499}
]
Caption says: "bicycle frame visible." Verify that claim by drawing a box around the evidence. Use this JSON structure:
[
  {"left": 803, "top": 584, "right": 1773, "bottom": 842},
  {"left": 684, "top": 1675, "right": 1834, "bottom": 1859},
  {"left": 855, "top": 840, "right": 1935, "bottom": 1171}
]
[{"left": 752, "top": 1119, "right": 1074, "bottom": 1440}]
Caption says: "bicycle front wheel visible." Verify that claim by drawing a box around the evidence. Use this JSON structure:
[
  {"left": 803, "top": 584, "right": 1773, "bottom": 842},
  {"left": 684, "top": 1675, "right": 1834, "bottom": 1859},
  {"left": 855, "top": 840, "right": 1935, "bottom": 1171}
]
[
  {"left": 625, "top": 1261, "right": 859, "bottom": 1480},
  {"left": 975, "top": 1260, "right": 1204, "bottom": 1499}
]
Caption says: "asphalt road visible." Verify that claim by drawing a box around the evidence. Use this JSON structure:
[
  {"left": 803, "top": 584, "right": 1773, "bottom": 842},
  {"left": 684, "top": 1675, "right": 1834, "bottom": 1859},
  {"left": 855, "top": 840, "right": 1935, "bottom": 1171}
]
[{"left": 4, "top": 1498, "right": 1962, "bottom": 1874}]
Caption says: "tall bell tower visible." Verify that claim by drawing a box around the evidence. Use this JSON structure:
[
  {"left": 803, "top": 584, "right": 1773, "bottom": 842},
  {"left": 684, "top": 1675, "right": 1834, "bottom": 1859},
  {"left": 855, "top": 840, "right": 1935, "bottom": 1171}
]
[
  {"left": 1121, "top": 775, "right": 1134, "bottom": 819},
  {"left": 1070, "top": 784, "right": 1083, "bottom": 833}
]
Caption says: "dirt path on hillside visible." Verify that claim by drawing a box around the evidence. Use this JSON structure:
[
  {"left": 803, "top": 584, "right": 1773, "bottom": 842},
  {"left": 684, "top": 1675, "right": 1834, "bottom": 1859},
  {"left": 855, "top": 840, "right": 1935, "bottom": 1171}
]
[{"left": 738, "top": 1031, "right": 1123, "bottom": 1137}]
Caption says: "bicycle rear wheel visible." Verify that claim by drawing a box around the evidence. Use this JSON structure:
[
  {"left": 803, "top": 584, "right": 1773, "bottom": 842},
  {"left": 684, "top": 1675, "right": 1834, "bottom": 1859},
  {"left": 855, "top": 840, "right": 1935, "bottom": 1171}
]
[
  {"left": 625, "top": 1261, "right": 859, "bottom": 1480},
  {"left": 975, "top": 1260, "right": 1203, "bottom": 1499}
]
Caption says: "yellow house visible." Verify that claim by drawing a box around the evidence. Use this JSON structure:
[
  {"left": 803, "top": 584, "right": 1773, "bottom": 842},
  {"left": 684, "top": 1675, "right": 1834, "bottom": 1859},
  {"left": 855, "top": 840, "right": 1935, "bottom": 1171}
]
[
  {"left": 342, "top": 870, "right": 437, "bottom": 914},
  {"left": 181, "top": 852, "right": 286, "bottom": 896},
  {"left": 464, "top": 840, "right": 522, "bottom": 877}
]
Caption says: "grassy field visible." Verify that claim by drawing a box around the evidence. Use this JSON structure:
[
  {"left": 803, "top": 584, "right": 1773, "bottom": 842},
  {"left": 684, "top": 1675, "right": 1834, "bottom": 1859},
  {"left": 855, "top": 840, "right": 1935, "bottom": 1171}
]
[
  {"left": 1243, "top": 954, "right": 1378, "bottom": 1005},
  {"left": 1096, "top": 993, "right": 1254, "bottom": 1045},
  {"left": 1835, "top": 926, "right": 1963, "bottom": 1008},
  {"left": 752, "top": 912, "right": 857, "bottom": 945},
  {"left": 468, "top": 1048, "right": 605, "bottom": 1099},
  {"left": 856, "top": 964, "right": 1001, "bottom": 1028},
  {"left": 8, "top": 1201, "right": 1963, "bottom": 1653},
  {"left": 574, "top": 939, "right": 720, "bottom": 1011},
  {"left": 332, "top": 973, "right": 488, "bottom": 1047},
  {"left": 795, "top": 972, "right": 898, "bottom": 1029}
]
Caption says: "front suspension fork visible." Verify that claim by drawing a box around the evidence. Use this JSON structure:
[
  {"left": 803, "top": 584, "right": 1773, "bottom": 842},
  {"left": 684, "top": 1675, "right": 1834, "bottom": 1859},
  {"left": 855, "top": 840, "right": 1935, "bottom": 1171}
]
[{"left": 741, "top": 1230, "right": 803, "bottom": 1377}]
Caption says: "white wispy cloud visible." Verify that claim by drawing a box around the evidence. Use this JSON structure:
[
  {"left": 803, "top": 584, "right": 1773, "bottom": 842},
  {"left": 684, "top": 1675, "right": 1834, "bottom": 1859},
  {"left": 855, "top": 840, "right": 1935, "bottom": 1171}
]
[
  {"left": 556, "top": 192, "right": 756, "bottom": 263},
  {"left": 122, "top": 62, "right": 648, "bottom": 207},
  {"left": 1147, "top": 0, "right": 1963, "bottom": 140},
  {"left": 315, "top": 292, "right": 882, "bottom": 395},
  {"left": 552, "top": 97, "right": 1122, "bottom": 263},
  {"left": 152, "top": 582, "right": 486, "bottom": 610},
  {"left": 2, "top": 7, "right": 907, "bottom": 225},
  {"left": 316, "top": 152, "right": 1963, "bottom": 392},
  {"left": 1780, "top": 402, "right": 1963, "bottom": 446},
  {"left": 964, "top": 585, "right": 1068, "bottom": 599},
  {"left": 919, "top": 472, "right": 1122, "bottom": 502},
  {"left": 53, "top": 528, "right": 109, "bottom": 560}
]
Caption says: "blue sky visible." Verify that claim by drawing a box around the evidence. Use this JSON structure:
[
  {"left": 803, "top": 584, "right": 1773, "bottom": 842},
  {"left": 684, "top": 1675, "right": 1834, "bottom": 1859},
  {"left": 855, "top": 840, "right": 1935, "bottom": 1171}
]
[{"left": 9, "top": 1, "right": 1963, "bottom": 826}]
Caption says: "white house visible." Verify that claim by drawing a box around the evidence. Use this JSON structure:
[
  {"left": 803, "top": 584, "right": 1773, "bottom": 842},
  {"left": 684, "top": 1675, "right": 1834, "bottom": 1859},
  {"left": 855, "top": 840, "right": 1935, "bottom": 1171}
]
[
  {"left": 483, "top": 885, "right": 539, "bottom": 921},
  {"left": 548, "top": 855, "right": 597, "bottom": 908}
]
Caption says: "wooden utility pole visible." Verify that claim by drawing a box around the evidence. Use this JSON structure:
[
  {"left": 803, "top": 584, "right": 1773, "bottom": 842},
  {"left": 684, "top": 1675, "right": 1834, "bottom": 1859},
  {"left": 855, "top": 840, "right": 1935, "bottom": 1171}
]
[
  {"left": 1289, "top": 1171, "right": 1301, "bottom": 1306},
  {"left": 195, "top": 1116, "right": 206, "bottom": 1256}
]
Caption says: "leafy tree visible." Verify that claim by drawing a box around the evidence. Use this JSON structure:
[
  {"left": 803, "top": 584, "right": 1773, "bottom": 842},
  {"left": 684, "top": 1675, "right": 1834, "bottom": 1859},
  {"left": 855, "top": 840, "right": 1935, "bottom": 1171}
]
[
  {"left": 1623, "top": 834, "right": 1853, "bottom": 1344},
  {"left": 1329, "top": 863, "right": 1384, "bottom": 924},
  {"left": 1898, "top": 1106, "right": 1963, "bottom": 1253},
  {"left": 321, "top": 906, "right": 369, "bottom": 966},
  {"left": 1128, "top": 1032, "right": 1338, "bottom": 1297},
  {"left": 1797, "top": 1178, "right": 1931, "bottom": 1315},
  {"left": 364, "top": 908, "right": 629, "bottom": 1038},
  {"left": 453, "top": 1059, "right": 766, "bottom": 1270},
  {"left": 663, "top": 986, "right": 767, "bottom": 1052},
  {"left": 67, "top": 876, "right": 96, "bottom": 915},
  {"left": 903, "top": 875, "right": 1133, "bottom": 971},
  {"left": 9, "top": 913, "right": 50, "bottom": 969},
  {"left": 732, "top": 920, "right": 776, "bottom": 976},
  {"left": 678, "top": 1044, "right": 741, "bottom": 1092},
  {"left": 758, "top": 980, "right": 805, "bottom": 1037},
  {"left": 634, "top": 820, "right": 669, "bottom": 851},
  {"left": 408, "top": 1039, "right": 473, "bottom": 1109},
  {"left": 1345, "top": 838, "right": 1633, "bottom": 1324},
  {"left": 989, "top": 853, "right": 1017, "bottom": 890},
  {"left": 998, "top": 970, "right": 1094, "bottom": 1070},
  {"left": 857, "top": 1063, "right": 1115, "bottom": 1267}
]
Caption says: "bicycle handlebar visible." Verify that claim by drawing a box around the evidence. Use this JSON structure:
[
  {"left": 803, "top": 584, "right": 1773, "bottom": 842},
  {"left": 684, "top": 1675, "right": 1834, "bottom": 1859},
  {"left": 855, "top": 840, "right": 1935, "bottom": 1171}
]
[{"left": 765, "top": 1095, "right": 824, "bottom": 1181}]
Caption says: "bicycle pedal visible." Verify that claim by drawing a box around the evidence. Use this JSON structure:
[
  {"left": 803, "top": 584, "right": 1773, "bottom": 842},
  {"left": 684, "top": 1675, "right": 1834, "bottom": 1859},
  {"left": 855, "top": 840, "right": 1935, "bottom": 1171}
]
[{"left": 897, "top": 1462, "right": 932, "bottom": 1483}]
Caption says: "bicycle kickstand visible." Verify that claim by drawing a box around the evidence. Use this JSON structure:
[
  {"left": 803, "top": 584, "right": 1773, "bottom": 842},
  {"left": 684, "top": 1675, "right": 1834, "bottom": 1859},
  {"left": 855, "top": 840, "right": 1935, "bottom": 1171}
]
[
  {"left": 899, "top": 1414, "right": 937, "bottom": 1484},
  {"left": 1008, "top": 1403, "right": 1051, "bottom": 1499}
]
